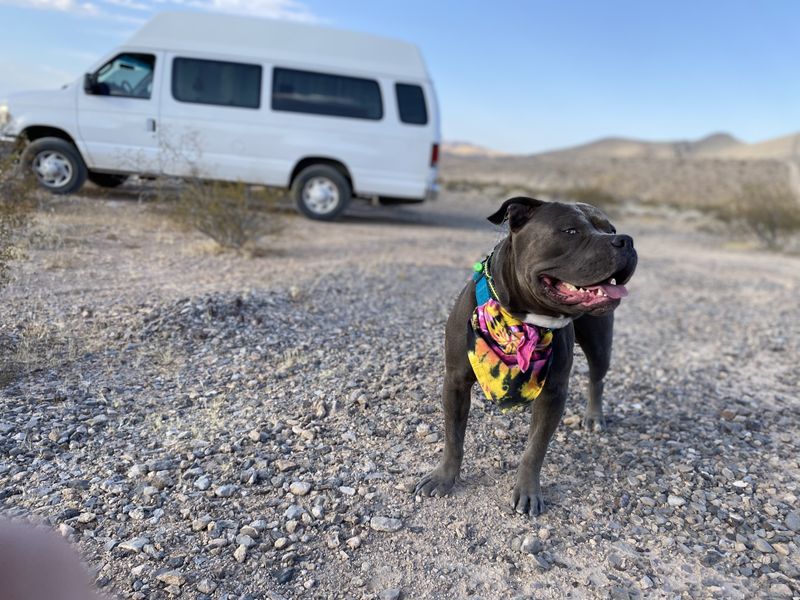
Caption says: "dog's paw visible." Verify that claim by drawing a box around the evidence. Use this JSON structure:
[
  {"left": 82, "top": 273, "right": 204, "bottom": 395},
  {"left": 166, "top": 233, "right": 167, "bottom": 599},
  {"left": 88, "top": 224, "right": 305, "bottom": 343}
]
[
  {"left": 414, "top": 468, "right": 456, "bottom": 497},
  {"left": 582, "top": 411, "right": 606, "bottom": 432},
  {"left": 511, "top": 483, "right": 545, "bottom": 517}
]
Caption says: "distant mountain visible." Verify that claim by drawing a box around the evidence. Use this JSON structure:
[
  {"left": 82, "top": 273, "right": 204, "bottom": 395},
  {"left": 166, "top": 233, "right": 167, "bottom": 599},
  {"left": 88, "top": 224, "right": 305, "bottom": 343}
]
[
  {"left": 534, "top": 132, "right": 743, "bottom": 160},
  {"left": 441, "top": 141, "right": 508, "bottom": 158},
  {"left": 712, "top": 133, "right": 800, "bottom": 160}
]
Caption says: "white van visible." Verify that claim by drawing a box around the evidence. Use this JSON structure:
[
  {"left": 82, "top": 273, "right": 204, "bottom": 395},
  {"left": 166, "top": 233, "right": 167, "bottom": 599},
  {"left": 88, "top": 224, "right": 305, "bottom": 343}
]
[{"left": 0, "top": 12, "right": 440, "bottom": 220}]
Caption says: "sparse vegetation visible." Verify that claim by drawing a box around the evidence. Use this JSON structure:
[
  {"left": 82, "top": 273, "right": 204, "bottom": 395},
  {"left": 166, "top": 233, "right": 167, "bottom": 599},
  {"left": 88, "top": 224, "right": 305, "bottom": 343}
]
[
  {"left": 717, "top": 184, "right": 800, "bottom": 250},
  {"left": 159, "top": 179, "right": 287, "bottom": 255},
  {"left": 441, "top": 178, "right": 622, "bottom": 213},
  {"left": 0, "top": 145, "right": 37, "bottom": 287}
]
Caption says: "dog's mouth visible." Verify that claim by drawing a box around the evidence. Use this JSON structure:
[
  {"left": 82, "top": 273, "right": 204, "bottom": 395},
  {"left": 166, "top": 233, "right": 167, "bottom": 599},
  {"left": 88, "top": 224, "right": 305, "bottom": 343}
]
[{"left": 540, "top": 273, "right": 629, "bottom": 308}]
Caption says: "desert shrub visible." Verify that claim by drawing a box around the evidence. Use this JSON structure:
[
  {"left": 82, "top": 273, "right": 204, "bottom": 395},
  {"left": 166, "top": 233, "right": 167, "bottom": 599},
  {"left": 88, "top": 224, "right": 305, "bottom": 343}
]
[
  {"left": 162, "top": 179, "right": 286, "bottom": 255},
  {"left": 717, "top": 184, "right": 800, "bottom": 250},
  {"left": 0, "top": 145, "right": 36, "bottom": 287}
]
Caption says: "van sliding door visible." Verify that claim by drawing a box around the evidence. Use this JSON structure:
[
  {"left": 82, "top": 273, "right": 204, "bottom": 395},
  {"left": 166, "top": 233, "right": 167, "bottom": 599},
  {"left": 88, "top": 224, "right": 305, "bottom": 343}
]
[{"left": 158, "top": 54, "right": 276, "bottom": 184}]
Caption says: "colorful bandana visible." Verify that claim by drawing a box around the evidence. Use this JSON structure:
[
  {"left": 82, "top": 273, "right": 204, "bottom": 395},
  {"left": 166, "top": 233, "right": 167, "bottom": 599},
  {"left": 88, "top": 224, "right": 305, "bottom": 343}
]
[{"left": 468, "top": 267, "right": 554, "bottom": 412}]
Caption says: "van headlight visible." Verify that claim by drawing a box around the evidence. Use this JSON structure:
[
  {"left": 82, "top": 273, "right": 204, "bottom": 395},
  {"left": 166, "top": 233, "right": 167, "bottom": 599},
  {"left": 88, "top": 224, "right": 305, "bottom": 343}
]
[{"left": 0, "top": 104, "right": 9, "bottom": 133}]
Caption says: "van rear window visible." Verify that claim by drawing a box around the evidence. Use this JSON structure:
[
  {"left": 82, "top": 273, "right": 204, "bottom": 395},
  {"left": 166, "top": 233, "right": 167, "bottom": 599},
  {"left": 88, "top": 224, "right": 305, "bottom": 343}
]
[
  {"left": 396, "top": 83, "right": 428, "bottom": 125},
  {"left": 172, "top": 57, "right": 262, "bottom": 109},
  {"left": 272, "top": 68, "right": 382, "bottom": 120}
]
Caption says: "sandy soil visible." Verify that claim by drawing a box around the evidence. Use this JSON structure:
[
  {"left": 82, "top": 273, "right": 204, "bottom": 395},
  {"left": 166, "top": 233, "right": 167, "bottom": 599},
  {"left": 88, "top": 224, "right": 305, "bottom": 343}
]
[{"left": 1, "top": 188, "right": 798, "bottom": 600}]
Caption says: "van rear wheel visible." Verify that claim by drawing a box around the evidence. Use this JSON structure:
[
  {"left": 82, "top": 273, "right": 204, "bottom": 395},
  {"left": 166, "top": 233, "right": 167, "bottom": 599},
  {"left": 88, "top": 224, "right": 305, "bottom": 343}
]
[
  {"left": 88, "top": 172, "right": 128, "bottom": 188},
  {"left": 292, "top": 165, "right": 351, "bottom": 221},
  {"left": 23, "top": 137, "right": 87, "bottom": 195}
]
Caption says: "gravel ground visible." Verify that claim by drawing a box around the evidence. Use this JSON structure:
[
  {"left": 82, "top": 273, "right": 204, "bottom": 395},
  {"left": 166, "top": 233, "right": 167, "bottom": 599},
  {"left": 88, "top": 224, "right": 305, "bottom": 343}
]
[{"left": 1, "top": 189, "right": 799, "bottom": 599}]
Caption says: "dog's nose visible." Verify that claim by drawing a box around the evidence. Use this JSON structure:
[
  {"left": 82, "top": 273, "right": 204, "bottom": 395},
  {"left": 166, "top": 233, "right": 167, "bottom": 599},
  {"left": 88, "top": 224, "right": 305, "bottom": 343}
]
[{"left": 611, "top": 234, "right": 633, "bottom": 249}]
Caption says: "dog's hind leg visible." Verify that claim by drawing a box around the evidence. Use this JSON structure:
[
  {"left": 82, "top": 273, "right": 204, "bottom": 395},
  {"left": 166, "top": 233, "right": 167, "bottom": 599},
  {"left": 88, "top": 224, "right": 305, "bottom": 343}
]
[{"left": 573, "top": 313, "right": 614, "bottom": 431}]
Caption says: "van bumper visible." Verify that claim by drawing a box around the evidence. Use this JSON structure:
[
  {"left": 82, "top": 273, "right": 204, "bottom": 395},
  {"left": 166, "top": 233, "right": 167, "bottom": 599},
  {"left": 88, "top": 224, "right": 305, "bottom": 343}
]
[{"left": 0, "top": 133, "right": 16, "bottom": 143}]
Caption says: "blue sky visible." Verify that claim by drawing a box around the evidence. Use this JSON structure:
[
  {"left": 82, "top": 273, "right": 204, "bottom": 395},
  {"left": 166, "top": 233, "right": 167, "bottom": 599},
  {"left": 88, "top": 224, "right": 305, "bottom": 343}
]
[{"left": 1, "top": 0, "right": 797, "bottom": 153}]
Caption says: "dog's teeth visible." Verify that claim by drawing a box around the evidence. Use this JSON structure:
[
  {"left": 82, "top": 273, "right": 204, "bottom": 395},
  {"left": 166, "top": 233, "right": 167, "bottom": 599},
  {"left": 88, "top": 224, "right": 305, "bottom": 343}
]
[
  {"left": 564, "top": 283, "right": 577, "bottom": 291},
  {"left": 609, "top": 278, "right": 617, "bottom": 285}
]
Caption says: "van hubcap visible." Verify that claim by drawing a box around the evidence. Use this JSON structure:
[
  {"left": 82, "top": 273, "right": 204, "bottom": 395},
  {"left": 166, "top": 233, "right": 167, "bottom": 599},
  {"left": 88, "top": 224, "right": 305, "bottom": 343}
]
[
  {"left": 33, "top": 151, "right": 73, "bottom": 188},
  {"left": 302, "top": 177, "right": 340, "bottom": 214}
]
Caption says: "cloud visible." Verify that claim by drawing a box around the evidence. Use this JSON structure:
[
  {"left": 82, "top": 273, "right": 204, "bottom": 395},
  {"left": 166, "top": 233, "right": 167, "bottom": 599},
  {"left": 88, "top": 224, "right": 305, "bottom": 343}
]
[
  {"left": 0, "top": 0, "right": 320, "bottom": 22},
  {"left": 188, "top": 0, "right": 318, "bottom": 22},
  {"left": 0, "top": 0, "right": 101, "bottom": 15}
]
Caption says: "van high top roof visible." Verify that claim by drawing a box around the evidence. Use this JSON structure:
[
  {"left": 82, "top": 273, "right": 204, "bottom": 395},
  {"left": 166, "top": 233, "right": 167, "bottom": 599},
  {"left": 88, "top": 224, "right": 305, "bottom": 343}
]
[{"left": 125, "top": 12, "right": 430, "bottom": 81}]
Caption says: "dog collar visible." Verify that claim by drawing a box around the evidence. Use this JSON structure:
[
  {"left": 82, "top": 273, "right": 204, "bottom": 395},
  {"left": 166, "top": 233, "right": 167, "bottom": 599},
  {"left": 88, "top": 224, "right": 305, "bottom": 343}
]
[
  {"left": 523, "top": 313, "right": 573, "bottom": 329},
  {"left": 473, "top": 255, "right": 573, "bottom": 330}
]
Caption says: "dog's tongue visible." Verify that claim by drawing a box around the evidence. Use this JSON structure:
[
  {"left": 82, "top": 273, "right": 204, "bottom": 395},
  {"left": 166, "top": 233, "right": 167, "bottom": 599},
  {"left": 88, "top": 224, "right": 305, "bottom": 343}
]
[{"left": 595, "top": 283, "right": 628, "bottom": 299}]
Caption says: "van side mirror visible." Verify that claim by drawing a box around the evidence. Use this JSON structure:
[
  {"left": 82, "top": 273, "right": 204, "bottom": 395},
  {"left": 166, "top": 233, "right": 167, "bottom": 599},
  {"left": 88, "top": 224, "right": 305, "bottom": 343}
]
[{"left": 83, "top": 73, "right": 98, "bottom": 94}]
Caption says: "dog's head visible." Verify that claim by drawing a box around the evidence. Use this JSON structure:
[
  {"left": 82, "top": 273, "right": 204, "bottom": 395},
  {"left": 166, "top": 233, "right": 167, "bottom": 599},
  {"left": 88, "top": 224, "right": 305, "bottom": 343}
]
[{"left": 488, "top": 197, "right": 637, "bottom": 317}]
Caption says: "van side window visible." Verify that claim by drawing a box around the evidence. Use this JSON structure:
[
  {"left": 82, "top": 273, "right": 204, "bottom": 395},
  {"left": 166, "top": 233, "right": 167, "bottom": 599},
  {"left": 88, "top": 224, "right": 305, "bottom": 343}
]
[
  {"left": 395, "top": 83, "right": 428, "bottom": 125},
  {"left": 93, "top": 53, "right": 155, "bottom": 99},
  {"left": 172, "top": 58, "right": 262, "bottom": 109},
  {"left": 272, "top": 68, "right": 382, "bottom": 120}
]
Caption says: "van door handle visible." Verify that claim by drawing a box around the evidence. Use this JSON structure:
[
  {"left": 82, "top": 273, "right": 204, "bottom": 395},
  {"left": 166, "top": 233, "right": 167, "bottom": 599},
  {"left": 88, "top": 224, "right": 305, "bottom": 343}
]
[{"left": 146, "top": 118, "right": 157, "bottom": 132}]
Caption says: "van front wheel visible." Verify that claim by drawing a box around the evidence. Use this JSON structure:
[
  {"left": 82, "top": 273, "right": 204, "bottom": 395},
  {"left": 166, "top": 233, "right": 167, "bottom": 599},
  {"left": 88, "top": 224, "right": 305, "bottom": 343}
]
[
  {"left": 23, "top": 137, "right": 87, "bottom": 195},
  {"left": 292, "top": 165, "right": 351, "bottom": 221}
]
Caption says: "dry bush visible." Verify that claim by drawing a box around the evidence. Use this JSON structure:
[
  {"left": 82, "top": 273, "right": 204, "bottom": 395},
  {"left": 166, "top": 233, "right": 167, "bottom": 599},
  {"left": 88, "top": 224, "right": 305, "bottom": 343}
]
[
  {"left": 0, "top": 145, "right": 37, "bottom": 287},
  {"left": 160, "top": 179, "right": 286, "bottom": 255},
  {"left": 717, "top": 184, "right": 800, "bottom": 250}
]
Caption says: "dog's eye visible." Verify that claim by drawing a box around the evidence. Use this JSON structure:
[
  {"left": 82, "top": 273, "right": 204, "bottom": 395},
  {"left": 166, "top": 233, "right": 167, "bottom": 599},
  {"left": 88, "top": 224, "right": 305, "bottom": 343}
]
[{"left": 562, "top": 228, "right": 578, "bottom": 235}]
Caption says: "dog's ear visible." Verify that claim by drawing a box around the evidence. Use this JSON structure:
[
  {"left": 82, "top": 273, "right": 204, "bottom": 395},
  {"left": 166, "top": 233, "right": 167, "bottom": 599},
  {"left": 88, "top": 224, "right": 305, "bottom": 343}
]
[{"left": 487, "top": 197, "right": 545, "bottom": 231}]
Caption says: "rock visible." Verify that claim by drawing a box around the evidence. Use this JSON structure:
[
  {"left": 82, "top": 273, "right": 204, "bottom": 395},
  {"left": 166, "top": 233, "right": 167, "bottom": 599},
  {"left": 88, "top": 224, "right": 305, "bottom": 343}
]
[
  {"left": 289, "top": 481, "right": 311, "bottom": 496},
  {"left": 753, "top": 538, "right": 774, "bottom": 553},
  {"left": 119, "top": 537, "right": 149, "bottom": 553},
  {"left": 667, "top": 495, "right": 686, "bottom": 507},
  {"left": 58, "top": 523, "right": 75, "bottom": 537},
  {"left": 338, "top": 486, "right": 356, "bottom": 496},
  {"left": 378, "top": 589, "right": 402, "bottom": 600},
  {"left": 239, "top": 525, "right": 259, "bottom": 538},
  {"left": 234, "top": 544, "right": 247, "bottom": 563},
  {"left": 156, "top": 570, "right": 185, "bottom": 587},
  {"left": 285, "top": 505, "right": 305, "bottom": 520},
  {"left": 214, "top": 484, "right": 237, "bottom": 498},
  {"left": 77, "top": 512, "right": 96, "bottom": 524},
  {"left": 194, "top": 476, "right": 211, "bottom": 491},
  {"left": 277, "top": 567, "right": 295, "bottom": 584},
  {"left": 769, "top": 583, "right": 792, "bottom": 599},
  {"left": 346, "top": 536, "right": 361, "bottom": 549},
  {"left": 196, "top": 579, "right": 217, "bottom": 594},
  {"left": 192, "top": 515, "right": 212, "bottom": 531},
  {"left": 274, "top": 537, "right": 288, "bottom": 549},
  {"left": 236, "top": 534, "right": 255, "bottom": 548},
  {"left": 785, "top": 511, "right": 800, "bottom": 531},
  {"left": 520, "top": 535, "right": 543, "bottom": 555},
  {"left": 370, "top": 517, "right": 403, "bottom": 532}
]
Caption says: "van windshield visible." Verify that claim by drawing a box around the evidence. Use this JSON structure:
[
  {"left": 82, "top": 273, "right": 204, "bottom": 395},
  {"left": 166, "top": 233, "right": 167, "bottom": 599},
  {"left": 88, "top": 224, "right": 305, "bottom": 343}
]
[{"left": 94, "top": 53, "right": 155, "bottom": 99}]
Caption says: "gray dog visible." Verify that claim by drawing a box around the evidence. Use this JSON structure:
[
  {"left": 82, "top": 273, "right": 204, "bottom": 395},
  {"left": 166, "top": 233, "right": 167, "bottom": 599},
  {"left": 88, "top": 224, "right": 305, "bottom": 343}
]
[{"left": 415, "top": 197, "right": 637, "bottom": 516}]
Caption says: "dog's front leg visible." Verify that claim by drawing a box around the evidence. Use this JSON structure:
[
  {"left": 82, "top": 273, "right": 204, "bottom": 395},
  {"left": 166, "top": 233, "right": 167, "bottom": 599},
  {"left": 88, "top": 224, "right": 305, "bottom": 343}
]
[
  {"left": 414, "top": 371, "right": 473, "bottom": 496},
  {"left": 512, "top": 329, "right": 573, "bottom": 516}
]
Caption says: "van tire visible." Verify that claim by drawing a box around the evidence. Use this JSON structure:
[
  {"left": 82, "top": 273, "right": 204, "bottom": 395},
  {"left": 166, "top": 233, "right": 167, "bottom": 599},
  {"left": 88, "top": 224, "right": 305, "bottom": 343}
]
[
  {"left": 292, "top": 164, "right": 351, "bottom": 221},
  {"left": 88, "top": 172, "right": 128, "bottom": 188},
  {"left": 23, "top": 137, "right": 87, "bottom": 195}
]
